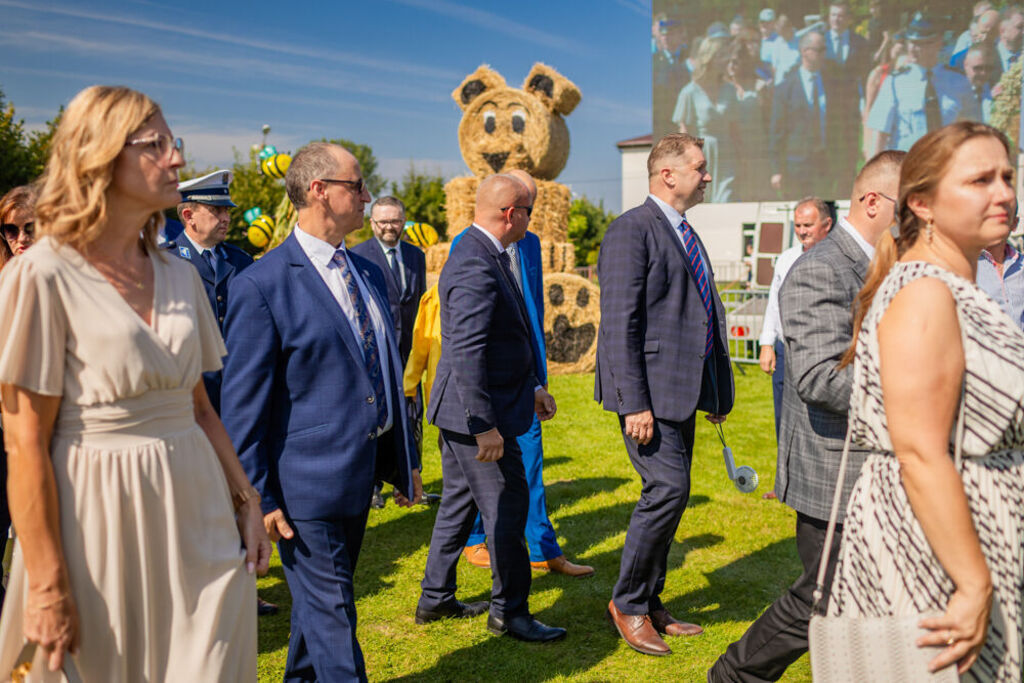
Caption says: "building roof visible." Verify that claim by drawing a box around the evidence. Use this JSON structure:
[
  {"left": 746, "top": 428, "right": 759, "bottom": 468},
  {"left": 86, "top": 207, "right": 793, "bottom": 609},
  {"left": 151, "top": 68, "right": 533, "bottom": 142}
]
[{"left": 616, "top": 133, "right": 653, "bottom": 149}]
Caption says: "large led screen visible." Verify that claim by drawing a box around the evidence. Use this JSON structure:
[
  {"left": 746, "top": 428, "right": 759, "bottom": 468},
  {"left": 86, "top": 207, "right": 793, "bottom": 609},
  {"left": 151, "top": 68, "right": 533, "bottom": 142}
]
[{"left": 652, "top": 1, "right": 1016, "bottom": 202}]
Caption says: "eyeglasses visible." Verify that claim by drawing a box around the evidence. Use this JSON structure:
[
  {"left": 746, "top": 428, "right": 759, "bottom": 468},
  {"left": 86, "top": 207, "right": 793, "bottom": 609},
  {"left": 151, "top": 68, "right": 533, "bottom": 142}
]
[
  {"left": 858, "top": 191, "right": 897, "bottom": 204},
  {"left": 500, "top": 205, "right": 533, "bottom": 217},
  {"left": 1, "top": 221, "right": 33, "bottom": 242},
  {"left": 125, "top": 134, "right": 184, "bottom": 161},
  {"left": 320, "top": 178, "right": 367, "bottom": 194},
  {"left": 372, "top": 219, "right": 404, "bottom": 228}
]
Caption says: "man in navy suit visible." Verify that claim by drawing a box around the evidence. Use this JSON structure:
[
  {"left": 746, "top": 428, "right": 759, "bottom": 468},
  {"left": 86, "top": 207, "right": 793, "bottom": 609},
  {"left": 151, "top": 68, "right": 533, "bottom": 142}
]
[
  {"left": 770, "top": 31, "right": 859, "bottom": 200},
  {"left": 597, "top": 133, "right": 734, "bottom": 657},
  {"left": 165, "top": 170, "right": 254, "bottom": 413},
  {"left": 351, "top": 196, "right": 427, "bottom": 508},
  {"left": 222, "top": 142, "right": 422, "bottom": 682},
  {"left": 416, "top": 174, "right": 566, "bottom": 643},
  {"left": 825, "top": 1, "right": 871, "bottom": 89}
]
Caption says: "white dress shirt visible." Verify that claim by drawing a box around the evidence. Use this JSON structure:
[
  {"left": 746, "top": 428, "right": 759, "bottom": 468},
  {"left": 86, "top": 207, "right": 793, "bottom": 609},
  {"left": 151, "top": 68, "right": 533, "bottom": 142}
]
[
  {"left": 294, "top": 225, "right": 394, "bottom": 433},
  {"left": 759, "top": 244, "right": 804, "bottom": 347}
]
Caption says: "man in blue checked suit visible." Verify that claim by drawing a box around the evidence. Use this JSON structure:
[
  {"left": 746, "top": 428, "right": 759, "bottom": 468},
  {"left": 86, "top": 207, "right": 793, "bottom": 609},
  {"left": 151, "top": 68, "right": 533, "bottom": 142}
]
[
  {"left": 416, "top": 174, "right": 566, "bottom": 643},
  {"left": 164, "top": 169, "right": 254, "bottom": 414},
  {"left": 596, "top": 133, "right": 734, "bottom": 657},
  {"left": 454, "top": 170, "right": 594, "bottom": 578},
  {"left": 222, "top": 142, "right": 422, "bottom": 683}
]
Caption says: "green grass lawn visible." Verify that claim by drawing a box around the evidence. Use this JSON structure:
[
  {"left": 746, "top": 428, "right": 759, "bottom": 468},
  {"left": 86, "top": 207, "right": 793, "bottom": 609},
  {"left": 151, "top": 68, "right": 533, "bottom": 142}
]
[{"left": 256, "top": 369, "right": 812, "bottom": 682}]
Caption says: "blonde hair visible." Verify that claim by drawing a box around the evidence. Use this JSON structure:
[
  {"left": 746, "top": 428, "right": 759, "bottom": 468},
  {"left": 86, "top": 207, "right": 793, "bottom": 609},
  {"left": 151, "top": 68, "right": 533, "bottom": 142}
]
[
  {"left": 35, "top": 86, "right": 164, "bottom": 251},
  {"left": 842, "top": 122, "right": 1010, "bottom": 366},
  {"left": 692, "top": 37, "right": 729, "bottom": 85}
]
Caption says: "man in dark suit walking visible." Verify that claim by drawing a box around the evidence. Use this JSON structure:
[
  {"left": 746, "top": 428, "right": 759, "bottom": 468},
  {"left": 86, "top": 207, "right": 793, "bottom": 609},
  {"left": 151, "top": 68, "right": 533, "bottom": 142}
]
[
  {"left": 597, "top": 133, "right": 734, "bottom": 657},
  {"left": 352, "top": 196, "right": 427, "bottom": 508},
  {"left": 222, "top": 142, "right": 422, "bottom": 682},
  {"left": 770, "top": 30, "right": 859, "bottom": 200},
  {"left": 709, "top": 150, "right": 904, "bottom": 682},
  {"left": 166, "top": 170, "right": 254, "bottom": 413},
  {"left": 416, "top": 174, "right": 566, "bottom": 643}
]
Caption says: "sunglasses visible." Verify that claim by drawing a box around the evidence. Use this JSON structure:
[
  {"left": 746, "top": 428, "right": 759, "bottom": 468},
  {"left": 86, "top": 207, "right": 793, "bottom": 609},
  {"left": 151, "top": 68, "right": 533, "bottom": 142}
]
[
  {"left": 500, "top": 205, "right": 533, "bottom": 217},
  {"left": 319, "top": 178, "right": 367, "bottom": 194},
  {"left": 125, "top": 134, "right": 184, "bottom": 161},
  {"left": 1, "top": 221, "right": 34, "bottom": 242}
]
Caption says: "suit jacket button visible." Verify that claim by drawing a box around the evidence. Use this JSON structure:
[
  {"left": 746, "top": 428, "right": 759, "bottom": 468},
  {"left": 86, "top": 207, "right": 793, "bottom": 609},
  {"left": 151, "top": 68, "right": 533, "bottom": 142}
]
[
  {"left": 368, "top": 432, "right": 375, "bottom": 440},
  {"left": 217, "top": 295, "right": 223, "bottom": 302},
  {"left": 367, "top": 396, "right": 374, "bottom": 404},
  {"left": 219, "top": 316, "right": 224, "bottom": 322},
  {"left": 699, "top": 353, "right": 705, "bottom": 360}
]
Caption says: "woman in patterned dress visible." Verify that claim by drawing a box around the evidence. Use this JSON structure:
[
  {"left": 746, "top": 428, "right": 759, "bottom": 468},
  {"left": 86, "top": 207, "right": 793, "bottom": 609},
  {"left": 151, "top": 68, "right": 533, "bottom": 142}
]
[
  {"left": 830, "top": 121, "right": 1023, "bottom": 680},
  {"left": 0, "top": 86, "right": 271, "bottom": 680}
]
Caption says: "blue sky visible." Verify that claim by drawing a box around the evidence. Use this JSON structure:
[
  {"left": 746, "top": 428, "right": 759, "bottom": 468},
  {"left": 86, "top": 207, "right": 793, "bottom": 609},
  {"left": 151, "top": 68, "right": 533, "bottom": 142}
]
[{"left": 0, "top": 0, "right": 652, "bottom": 213}]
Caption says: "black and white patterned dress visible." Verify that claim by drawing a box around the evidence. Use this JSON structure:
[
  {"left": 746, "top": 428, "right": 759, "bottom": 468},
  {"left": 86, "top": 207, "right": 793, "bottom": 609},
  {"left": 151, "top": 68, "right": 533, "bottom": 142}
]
[{"left": 829, "top": 261, "right": 1024, "bottom": 682}]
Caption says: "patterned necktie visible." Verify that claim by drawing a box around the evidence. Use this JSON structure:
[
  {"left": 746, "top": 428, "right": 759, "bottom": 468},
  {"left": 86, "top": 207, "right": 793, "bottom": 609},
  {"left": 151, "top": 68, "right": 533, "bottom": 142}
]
[
  {"left": 332, "top": 249, "right": 388, "bottom": 431},
  {"left": 679, "top": 217, "right": 715, "bottom": 357},
  {"left": 498, "top": 251, "right": 529, "bottom": 319},
  {"left": 924, "top": 69, "right": 942, "bottom": 133},
  {"left": 387, "top": 247, "right": 403, "bottom": 293},
  {"left": 506, "top": 243, "right": 524, "bottom": 294}
]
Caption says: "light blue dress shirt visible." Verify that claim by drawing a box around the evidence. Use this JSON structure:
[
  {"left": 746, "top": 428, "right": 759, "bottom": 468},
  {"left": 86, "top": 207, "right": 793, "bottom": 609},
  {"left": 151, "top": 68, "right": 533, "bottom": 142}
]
[{"left": 977, "top": 245, "right": 1024, "bottom": 331}]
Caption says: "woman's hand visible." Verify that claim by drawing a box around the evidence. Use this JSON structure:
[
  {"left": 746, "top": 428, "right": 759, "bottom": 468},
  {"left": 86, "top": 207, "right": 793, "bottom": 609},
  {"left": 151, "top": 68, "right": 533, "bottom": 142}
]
[
  {"left": 24, "top": 589, "right": 79, "bottom": 672},
  {"left": 236, "top": 500, "right": 272, "bottom": 576},
  {"left": 917, "top": 584, "right": 992, "bottom": 674}
]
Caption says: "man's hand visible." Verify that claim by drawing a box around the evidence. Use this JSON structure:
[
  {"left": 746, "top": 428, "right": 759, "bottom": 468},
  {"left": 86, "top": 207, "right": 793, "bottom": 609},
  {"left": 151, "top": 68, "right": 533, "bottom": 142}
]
[
  {"left": 705, "top": 414, "right": 727, "bottom": 424},
  {"left": 394, "top": 469, "right": 424, "bottom": 507},
  {"left": 770, "top": 174, "right": 783, "bottom": 190},
  {"left": 534, "top": 387, "right": 557, "bottom": 421},
  {"left": 263, "top": 508, "right": 294, "bottom": 543},
  {"left": 758, "top": 345, "right": 776, "bottom": 374},
  {"left": 475, "top": 428, "right": 504, "bottom": 462},
  {"left": 624, "top": 409, "right": 655, "bottom": 445}
]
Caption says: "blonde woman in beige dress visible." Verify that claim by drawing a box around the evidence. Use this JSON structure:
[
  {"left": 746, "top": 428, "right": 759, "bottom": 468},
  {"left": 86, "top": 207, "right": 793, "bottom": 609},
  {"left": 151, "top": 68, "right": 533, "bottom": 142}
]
[{"left": 0, "top": 86, "right": 271, "bottom": 680}]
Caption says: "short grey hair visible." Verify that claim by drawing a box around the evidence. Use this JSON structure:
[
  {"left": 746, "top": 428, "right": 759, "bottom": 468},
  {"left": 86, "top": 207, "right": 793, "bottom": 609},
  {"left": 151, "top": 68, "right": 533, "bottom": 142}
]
[
  {"left": 795, "top": 196, "right": 831, "bottom": 226},
  {"left": 371, "top": 195, "right": 405, "bottom": 215},
  {"left": 285, "top": 141, "right": 341, "bottom": 209}
]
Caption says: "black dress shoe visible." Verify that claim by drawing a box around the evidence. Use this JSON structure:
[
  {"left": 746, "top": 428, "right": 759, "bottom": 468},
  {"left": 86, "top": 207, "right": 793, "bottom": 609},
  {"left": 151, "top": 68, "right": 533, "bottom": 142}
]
[
  {"left": 420, "top": 493, "right": 442, "bottom": 505},
  {"left": 257, "top": 596, "right": 279, "bottom": 617},
  {"left": 415, "top": 599, "right": 489, "bottom": 624},
  {"left": 487, "top": 613, "right": 567, "bottom": 642}
]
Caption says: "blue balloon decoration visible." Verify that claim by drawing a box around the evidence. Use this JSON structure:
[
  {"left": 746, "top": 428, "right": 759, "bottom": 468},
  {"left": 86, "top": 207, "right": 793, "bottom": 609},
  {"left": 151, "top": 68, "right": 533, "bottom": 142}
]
[
  {"left": 244, "top": 207, "right": 263, "bottom": 223},
  {"left": 259, "top": 145, "right": 277, "bottom": 160}
]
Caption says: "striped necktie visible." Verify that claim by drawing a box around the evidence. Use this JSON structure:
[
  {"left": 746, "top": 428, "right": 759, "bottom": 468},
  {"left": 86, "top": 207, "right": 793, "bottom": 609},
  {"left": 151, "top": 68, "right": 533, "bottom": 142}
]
[
  {"left": 679, "top": 217, "right": 715, "bottom": 357},
  {"left": 332, "top": 249, "right": 388, "bottom": 431}
]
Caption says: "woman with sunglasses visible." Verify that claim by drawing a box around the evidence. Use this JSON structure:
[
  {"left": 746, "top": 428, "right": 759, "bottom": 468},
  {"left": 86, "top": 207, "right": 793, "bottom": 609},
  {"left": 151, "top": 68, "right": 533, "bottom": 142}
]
[
  {"left": 0, "top": 185, "right": 35, "bottom": 262},
  {"left": 0, "top": 86, "right": 269, "bottom": 680}
]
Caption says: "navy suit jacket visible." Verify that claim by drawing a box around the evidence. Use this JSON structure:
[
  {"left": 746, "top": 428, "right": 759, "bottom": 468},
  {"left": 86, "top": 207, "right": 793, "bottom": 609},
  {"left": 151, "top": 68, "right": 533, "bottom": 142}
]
[
  {"left": 427, "top": 226, "right": 539, "bottom": 438},
  {"left": 350, "top": 238, "right": 426, "bottom": 364},
  {"left": 221, "top": 232, "right": 417, "bottom": 521},
  {"left": 162, "top": 236, "right": 253, "bottom": 413},
  {"left": 451, "top": 228, "right": 547, "bottom": 384},
  {"left": 594, "top": 197, "right": 733, "bottom": 422}
]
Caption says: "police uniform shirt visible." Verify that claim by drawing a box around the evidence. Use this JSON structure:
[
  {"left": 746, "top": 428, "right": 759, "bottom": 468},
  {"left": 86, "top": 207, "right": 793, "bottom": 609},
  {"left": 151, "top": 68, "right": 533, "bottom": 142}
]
[
  {"left": 867, "top": 63, "right": 982, "bottom": 151},
  {"left": 179, "top": 230, "right": 221, "bottom": 271}
]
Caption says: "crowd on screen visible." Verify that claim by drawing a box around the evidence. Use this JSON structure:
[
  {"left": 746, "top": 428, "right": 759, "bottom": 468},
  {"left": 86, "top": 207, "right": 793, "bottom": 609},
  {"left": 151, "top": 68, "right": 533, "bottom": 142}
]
[{"left": 653, "top": 1, "right": 1006, "bottom": 202}]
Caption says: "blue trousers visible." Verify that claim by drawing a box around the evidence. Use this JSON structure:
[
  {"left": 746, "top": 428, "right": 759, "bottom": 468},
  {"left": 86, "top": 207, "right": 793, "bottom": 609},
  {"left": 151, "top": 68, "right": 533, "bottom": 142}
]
[
  {"left": 772, "top": 341, "right": 785, "bottom": 438},
  {"left": 420, "top": 429, "right": 531, "bottom": 619},
  {"left": 465, "top": 416, "right": 562, "bottom": 562},
  {"left": 279, "top": 511, "right": 370, "bottom": 683}
]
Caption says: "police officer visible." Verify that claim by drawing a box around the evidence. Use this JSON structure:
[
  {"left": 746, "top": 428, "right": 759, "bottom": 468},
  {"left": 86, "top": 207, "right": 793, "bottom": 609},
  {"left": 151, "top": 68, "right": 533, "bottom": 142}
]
[
  {"left": 867, "top": 13, "right": 981, "bottom": 154},
  {"left": 166, "top": 170, "right": 279, "bottom": 616}
]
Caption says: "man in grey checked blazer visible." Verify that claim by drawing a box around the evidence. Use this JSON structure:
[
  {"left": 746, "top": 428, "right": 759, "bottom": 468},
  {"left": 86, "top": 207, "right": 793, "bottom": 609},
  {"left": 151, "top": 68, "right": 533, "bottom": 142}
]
[
  {"left": 710, "top": 149, "right": 905, "bottom": 682},
  {"left": 596, "top": 133, "right": 734, "bottom": 657}
]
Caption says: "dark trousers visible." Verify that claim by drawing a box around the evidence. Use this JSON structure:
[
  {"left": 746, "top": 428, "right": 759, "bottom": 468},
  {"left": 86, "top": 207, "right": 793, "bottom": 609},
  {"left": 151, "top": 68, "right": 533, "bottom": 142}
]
[
  {"left": 612, "top": 413, "right": 695, "bottom": 616},
  {"left": 279, "top": 509, "right": 371, "bottom": 683},
  {"left": 771, "top": 342, "right": 785, "bottom": 438},
  {"left": 708, "top": 512, "right": 842, "bottom": 682},
  {"left": 419, "top": 429, "right": 531, "bottom": 619},
  {"left": 466, "top": 415, "right": 562, "bottom": 562}
]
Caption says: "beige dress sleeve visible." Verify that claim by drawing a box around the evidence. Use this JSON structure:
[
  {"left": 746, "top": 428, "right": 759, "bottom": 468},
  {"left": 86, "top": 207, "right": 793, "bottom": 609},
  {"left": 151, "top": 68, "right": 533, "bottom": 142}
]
[
  {"left": 186, "top": 264, "right": 227, "bottom": 374},
  {"left": 0, "top": 256, "right": 67, "bottom": 396}
]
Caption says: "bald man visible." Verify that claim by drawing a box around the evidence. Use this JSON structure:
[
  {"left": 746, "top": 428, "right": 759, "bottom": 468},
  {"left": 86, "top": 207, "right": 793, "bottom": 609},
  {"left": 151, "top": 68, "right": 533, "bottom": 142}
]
[
  {"left": 417, "top": 175, "right": 566, "bottom": 642},
  {"left": 459, "top": 169, "right": 594, "bottom": 577}
]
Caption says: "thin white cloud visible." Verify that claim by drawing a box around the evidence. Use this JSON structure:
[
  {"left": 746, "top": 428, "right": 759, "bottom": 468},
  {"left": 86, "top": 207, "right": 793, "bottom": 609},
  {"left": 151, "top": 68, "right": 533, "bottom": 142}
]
[
  {"left": 0, "top": 0, "right": 461, "bottom": 82},
  {"left": 385, "top": 0, "right": 594, "bottom": 57},
  {"left": 613, "top": 0, "right": 651, "bottom": 18}
]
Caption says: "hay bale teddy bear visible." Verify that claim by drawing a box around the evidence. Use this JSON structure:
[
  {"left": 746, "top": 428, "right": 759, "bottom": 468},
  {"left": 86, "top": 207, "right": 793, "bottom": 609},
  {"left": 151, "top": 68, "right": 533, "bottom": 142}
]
[{"left": 430, "top": 63, "right": 581, "bottom": 275}]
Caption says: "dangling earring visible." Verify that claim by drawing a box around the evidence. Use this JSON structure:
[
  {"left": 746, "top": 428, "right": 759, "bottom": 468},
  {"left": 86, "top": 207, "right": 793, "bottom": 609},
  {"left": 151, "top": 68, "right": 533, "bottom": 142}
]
[{"left": 925, "top": 218, "right": 934, "bottom": 244}]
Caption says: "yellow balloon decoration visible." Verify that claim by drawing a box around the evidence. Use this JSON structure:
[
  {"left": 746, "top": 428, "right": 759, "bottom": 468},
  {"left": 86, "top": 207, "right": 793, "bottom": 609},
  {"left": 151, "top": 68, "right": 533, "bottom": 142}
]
[
  {"left": 248, "top": 214, "right": 275, "bottom": 248},
  {"left": 261, "top": 153, "right": 291, "bottom": 179},
  {"left": 404, "top": 221, "right": 439, "bottom": 248}
]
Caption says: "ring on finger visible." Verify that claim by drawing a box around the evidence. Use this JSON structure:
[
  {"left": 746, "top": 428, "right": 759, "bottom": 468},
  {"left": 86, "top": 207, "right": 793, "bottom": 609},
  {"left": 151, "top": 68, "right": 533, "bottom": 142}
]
[{"left": 946, "top": 630, "right": 955, "bottom": 646}]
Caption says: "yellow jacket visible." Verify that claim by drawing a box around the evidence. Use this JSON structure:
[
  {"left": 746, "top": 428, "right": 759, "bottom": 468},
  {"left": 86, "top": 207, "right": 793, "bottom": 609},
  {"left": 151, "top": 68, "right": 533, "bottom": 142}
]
[{"left": 403, "top": 285, "right": 442, "bottom": 404}]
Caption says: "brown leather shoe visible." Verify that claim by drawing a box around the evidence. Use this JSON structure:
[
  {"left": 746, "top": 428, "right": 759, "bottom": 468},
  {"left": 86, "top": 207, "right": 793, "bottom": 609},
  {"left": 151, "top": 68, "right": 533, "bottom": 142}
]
[
  {"left": 530, "top": 555, "right": 595, "bottom": 578},
  {"left": 462, "top": 543, "right": 490, "bottom": 568},
  {"left": 650, "top": 608, "right": 703, "bottom": 636},
  {"left": 606, "top": 600, "right": 671, "bottom": 656}
]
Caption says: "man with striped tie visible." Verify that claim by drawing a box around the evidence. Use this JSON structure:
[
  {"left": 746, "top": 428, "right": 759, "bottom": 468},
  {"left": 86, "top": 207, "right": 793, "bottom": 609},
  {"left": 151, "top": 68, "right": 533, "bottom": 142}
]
[{"left": 596, "top": 133, "right": 734, "bottom": 657}]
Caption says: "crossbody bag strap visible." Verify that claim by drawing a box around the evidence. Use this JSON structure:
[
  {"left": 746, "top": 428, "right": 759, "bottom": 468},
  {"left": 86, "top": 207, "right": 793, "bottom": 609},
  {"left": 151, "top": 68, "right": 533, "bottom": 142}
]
[{"left": 810, "top": 380, "right": 968, "bottom": 616}]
